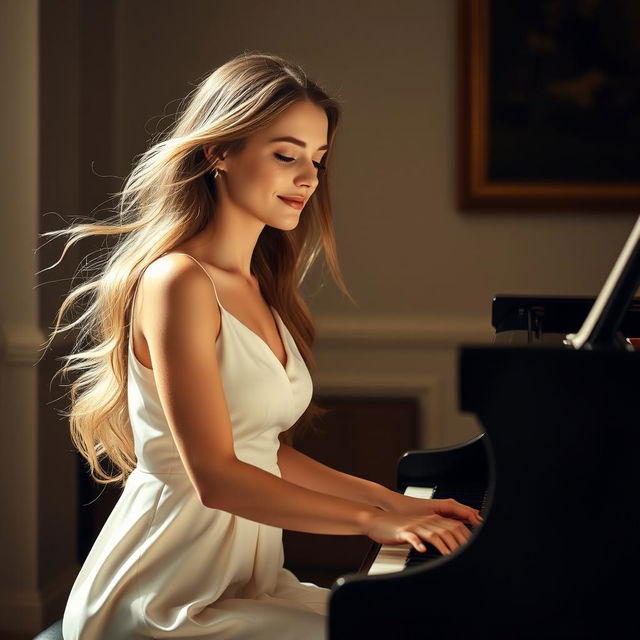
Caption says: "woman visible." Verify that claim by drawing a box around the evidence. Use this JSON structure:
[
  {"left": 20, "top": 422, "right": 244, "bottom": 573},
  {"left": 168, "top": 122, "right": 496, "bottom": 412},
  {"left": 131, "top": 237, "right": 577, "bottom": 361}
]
[{"left": 44, "top": 52, "right": 481, "bottom": 639}]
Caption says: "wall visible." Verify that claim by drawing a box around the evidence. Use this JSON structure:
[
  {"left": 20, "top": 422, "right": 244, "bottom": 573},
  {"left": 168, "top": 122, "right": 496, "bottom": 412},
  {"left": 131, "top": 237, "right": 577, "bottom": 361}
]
[
  {"left": 114, "top": 0, "right": 637, "bottom": 445},
  {"left": 1, "top": 0, "right": 47, "bottom": 635},
  {"left": 1, "top": 0, "right": 636, "bottom": 634}
]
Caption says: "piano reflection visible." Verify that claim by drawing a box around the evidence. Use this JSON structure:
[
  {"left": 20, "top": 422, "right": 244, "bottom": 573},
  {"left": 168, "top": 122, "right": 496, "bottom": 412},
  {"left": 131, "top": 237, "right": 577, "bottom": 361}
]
[{"left": 328, "top": 216, "right": 640, "bottom": 639}]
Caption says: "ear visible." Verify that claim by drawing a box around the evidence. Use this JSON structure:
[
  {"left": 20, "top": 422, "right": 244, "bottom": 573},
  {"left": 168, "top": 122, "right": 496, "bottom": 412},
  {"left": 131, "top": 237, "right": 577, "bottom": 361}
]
[
  {"left": 202, "top": 144, "right": 227, "bottom": 169},
  {"left": 203, "top": 143, "right": 216, "bottom": 165}
]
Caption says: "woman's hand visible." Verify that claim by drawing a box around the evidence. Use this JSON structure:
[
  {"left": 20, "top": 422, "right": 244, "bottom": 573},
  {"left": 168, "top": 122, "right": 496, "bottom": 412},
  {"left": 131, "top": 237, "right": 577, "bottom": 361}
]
[
  {"left": 382, "top": 492, "right": 483, "bottom": 527},
  {"left": 364, "top": 510, "right": 473, "bottom": 555}
]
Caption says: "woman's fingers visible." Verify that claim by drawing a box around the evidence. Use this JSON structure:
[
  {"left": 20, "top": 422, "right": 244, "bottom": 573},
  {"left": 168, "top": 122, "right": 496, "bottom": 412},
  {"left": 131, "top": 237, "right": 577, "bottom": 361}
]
[
  {"left": 447, "top": 519, "right": 472, "bottom": 546},
  {"left": 419, "top": 528, "right": 451, "bottom": 555},
  {"left": 434, "top": 498, "right": 482, "bottom": 524},
  {"left": 445, "top": 498, "right": 481, "bottom": 524},
  {"left": 436, "top": 528, "right": 459, "bottom": 553},
  {"left": 402, "top": 531, "right": 426, "bottom": 553},
  {"left": 388, "top": 512, "right": 479, "bottom": 557},
  {"left": 415, "top": 515, "right": 473, "bottom": 554}
]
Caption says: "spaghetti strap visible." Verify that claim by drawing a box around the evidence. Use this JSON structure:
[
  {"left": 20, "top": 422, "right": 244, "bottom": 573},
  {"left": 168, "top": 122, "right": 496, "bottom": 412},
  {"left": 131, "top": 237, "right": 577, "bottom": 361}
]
[
  {"left": 129, "top": 252, "right": 222, "bottom": 347},
  {"left": 170, "top": 252, "right": 223, "bottom": 308}
]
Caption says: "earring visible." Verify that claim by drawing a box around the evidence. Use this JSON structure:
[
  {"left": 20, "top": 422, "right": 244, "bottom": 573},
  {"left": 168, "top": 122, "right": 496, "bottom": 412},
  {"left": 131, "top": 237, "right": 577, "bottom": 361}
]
[{"left": 212, "top": 167, "right": 219, "bottom": 179}]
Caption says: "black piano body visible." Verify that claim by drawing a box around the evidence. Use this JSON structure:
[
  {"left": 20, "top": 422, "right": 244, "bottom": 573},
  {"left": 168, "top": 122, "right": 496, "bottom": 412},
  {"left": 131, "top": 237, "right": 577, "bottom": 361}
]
[{"left": 328, "top": 295, "right": 640, "bottom": 639}]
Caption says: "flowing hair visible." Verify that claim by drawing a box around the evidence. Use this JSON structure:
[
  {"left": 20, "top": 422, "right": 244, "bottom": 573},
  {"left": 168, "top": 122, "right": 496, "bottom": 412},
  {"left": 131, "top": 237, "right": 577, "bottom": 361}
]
[{"left": 38, "top": 51, "right": 354, "bottom": 488}]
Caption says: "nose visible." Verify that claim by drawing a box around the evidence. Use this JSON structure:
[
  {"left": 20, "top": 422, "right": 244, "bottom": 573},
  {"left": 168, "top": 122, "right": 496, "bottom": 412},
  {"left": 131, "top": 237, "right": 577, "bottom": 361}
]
[{"left": 295, "top": 159, "right": 319, "bottom": 189}]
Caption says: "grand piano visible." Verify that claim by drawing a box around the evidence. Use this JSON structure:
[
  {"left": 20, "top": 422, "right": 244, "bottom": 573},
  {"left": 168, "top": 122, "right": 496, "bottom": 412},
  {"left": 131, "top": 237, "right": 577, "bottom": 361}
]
[{"left": 327, "top": 219, "right": 640, "bottom": 639}]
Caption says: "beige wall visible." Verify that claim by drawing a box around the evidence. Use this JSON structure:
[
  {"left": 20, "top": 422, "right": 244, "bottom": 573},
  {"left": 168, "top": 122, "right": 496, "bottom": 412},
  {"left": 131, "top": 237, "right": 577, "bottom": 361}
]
[
  {"left": 1, "top": 0, "right": 637, "bottom": 634},
  {"left": 115, "top": 0, "right": 637, "bottom": 311},
  {"left": 113, "top": 0, "right": 638, "bottom": 444}
]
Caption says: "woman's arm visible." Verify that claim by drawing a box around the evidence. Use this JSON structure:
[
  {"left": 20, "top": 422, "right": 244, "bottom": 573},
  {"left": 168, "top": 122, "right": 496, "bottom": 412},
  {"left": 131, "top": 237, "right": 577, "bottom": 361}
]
[
  {"left": 277, "top": 443, "right": 482, "bottom": 525},
  {"left": 142, "top": 258, "right": 472, "bottom": 549},
  {"left": 277, "top": 442, "right": 397, "bottom": 511}
]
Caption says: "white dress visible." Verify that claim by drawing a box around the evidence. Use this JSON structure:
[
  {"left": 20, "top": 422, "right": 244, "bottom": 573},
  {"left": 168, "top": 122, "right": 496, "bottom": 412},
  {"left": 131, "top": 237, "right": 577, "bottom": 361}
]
[{"left": 62, "top": 253, "right": 330, "bottom": 639}]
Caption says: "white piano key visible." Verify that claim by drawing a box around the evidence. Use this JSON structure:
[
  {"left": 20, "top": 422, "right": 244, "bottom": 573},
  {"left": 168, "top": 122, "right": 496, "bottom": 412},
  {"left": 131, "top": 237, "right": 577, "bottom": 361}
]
[
  {"left": 403, "top": 486, "right": 434, "bottom": 500},
  {"left": 367, "top": 544, "right": 413, "bottom": 575}
]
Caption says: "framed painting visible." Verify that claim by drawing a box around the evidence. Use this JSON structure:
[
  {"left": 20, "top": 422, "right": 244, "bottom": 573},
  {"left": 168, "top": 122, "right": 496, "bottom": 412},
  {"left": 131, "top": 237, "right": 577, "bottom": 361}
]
[{"left": 458, "top": 0, "right": 640, "bottom": 211}]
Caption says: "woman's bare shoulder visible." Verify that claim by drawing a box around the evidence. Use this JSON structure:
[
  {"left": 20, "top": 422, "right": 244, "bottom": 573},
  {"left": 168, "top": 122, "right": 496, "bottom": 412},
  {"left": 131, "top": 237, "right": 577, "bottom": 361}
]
[
  {"left": 140, "top": 251, "right": 216, "bottom": 294},
  {"left": 145, "top": 251, "right": 205, "bottom": 278},
  {"left": 137, "top": 252, "right": 221, "bottom": 341}
]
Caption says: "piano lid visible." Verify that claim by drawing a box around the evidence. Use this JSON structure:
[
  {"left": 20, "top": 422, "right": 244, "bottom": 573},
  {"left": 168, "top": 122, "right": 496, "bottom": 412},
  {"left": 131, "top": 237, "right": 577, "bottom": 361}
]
[{"left": 565, "top": 214, "right": 640, "bottom": 351}]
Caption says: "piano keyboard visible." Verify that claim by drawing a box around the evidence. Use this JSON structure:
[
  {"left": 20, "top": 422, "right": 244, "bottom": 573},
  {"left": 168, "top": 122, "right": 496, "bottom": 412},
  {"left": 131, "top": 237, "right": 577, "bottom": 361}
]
[{"left": 366, "top": 484, "right": 488, "bottom": 575}]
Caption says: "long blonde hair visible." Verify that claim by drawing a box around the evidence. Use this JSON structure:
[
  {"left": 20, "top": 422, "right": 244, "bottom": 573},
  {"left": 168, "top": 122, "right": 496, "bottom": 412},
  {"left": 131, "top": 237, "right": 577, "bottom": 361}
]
[{"left": 39, "top": 51, "right": 354, "bottom": 488}]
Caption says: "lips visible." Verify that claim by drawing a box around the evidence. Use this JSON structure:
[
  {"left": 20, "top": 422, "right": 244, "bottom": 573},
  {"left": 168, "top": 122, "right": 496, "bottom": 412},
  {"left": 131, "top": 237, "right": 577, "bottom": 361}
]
[
  {"left": 278, "top": 196, "right": 306, "bottom": 207},
  {"left": 278, "top": 196, "right": 304, "bottom": 203}
]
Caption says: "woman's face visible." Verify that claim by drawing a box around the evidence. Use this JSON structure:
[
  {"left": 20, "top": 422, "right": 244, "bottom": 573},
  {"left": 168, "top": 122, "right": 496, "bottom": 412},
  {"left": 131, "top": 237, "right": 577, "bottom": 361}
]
[{"left": 208, "top": 99, "right": 329, "bottom": 230}]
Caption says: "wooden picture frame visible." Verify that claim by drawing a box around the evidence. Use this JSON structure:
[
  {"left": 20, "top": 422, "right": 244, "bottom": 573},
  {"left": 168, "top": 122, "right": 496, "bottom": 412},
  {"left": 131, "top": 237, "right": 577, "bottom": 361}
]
[{"left": 458, "top": 0, "right": 640, "bottom": 211}]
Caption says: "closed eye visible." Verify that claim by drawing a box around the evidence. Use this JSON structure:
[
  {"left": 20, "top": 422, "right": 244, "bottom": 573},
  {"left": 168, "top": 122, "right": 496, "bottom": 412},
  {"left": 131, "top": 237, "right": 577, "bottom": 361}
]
[{"left": 274, "top": 152, "right": 326, "bottom": 172}]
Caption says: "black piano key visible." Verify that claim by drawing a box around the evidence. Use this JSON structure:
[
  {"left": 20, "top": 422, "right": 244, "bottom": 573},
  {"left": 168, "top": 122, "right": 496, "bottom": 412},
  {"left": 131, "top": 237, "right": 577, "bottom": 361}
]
[
  {"left": 431, "top": 483, "right": 486, "bottom": 511},
  {"left": 405, "top": 549, "right": 440, "bottom": 567},
  {"left": 479, "top": 488, "right": 490, "bottom": 517}
]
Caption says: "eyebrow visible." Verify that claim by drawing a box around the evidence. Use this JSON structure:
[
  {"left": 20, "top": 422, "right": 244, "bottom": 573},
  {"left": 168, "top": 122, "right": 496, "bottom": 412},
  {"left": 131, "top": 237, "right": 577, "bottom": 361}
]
[{"left": 269, "top": 136, "right": 329, "bottom": 151}]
